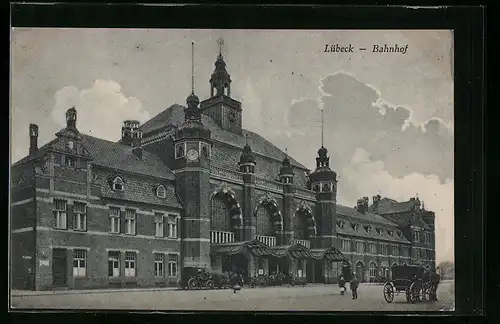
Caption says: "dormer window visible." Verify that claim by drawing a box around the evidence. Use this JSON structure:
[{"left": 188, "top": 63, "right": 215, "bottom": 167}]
[
  {"left": 113, "top": 177, "right": 124, "bottom": 191},
  {"left": 365, "top": 225, "right": 372, "bottom": 233},
  {"left": 376, "top": 228, "right": 382, "bottom": 235},
  {"left": 352, "top": 223, "right": 359, "bottom": 231},
  {"left": 337, "top": 220, "right": 345, "bottom": 229},
  {"left": 156, "top": 185, "right": 167, "bottom": 198},
  {"left": 388, "top": 230, "right": 394, "bottom": 236}
]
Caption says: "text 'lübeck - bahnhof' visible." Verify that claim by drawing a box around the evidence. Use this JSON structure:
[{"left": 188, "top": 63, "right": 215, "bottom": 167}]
[{"left": 324, "top": 44, "right": 409, "bottom": 54}]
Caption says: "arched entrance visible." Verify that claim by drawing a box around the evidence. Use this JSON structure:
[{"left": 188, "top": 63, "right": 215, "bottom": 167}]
[
  {"left": 380, "top": 261, "right": 389, "bottom": 281},
  {"left": 356, "top": 261, "right": 365, "bottom": 283},
  {"left": 254, "top": 196, "right": 283, "bottom": 244},
  {"left": 294, "top": 204, "right": 318, "bottom": 240},
  {"left": 210, "top": 186, "right": 243, "bottom": 241}
]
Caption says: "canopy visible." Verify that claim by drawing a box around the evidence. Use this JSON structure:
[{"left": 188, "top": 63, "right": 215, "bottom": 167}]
[
  {"left": 310, "top": 246, "right": 348, "bottom": 262},
  {"left": 211, "top": 239, "right": 273, "bottom": 257},
  {"left": 270, "top": 244, "right": 313, "bottom": 259}
]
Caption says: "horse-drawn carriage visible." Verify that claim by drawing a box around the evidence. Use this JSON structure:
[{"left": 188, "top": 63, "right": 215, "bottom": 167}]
[
  {"left": 179, "top": 267, "right": 244, "bottom": 290},
  {"left": 383, "top": 265, "right": 437, "bottom": 303}
]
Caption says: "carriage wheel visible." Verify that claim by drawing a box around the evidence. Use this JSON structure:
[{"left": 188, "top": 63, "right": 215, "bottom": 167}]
[
  {"left": 205, "top": 279, "right": 214, "bottom": 290},
  {"left": 408, "top": 283, "right": 419, "bottom": 303},
  {"left": 187, "top": 277, "right": 197, "bottom": 290},
  {"left": 383, "top": 283, "right": 395, "bottom": 303}
]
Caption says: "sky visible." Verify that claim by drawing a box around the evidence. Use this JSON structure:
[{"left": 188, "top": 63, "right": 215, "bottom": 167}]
[{"left": 10, "top": 29, "right": 454, "bottom": 263}]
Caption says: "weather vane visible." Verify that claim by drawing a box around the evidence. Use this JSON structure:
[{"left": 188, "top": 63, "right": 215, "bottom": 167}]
[{"left": 217, "top": 37, "right": 224, "bottom": 56}]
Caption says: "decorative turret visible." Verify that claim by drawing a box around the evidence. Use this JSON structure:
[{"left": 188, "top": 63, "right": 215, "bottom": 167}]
[
  {"left": 200, "top": 38, "right": 242, "bottom": 134},
  {"left": 29, "top": 123, "right": 39, "bottom": 155},
  {"left": 210, "top": 38, "right": 232, "bottom": 97},
  {"left": 66, "top": 107, "right": 77, "bottom": 128},
  {"left": 279, "top": 149, "right": 294, "bottom": 184},
  {"left": 238, "top": 135, "right": 256, "bottom": 174}
]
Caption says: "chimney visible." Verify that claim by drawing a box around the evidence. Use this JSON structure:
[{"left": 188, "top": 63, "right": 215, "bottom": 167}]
[
  {"left": 356, "top": 198, "right": 366, "bottom": 214},
  {"left": 132, "top": 129, "right": 143, "bottom": 160},
  {"left": 29, "top": 123, "right": 39, "bottom": 155},
  {"left": 121, "top": 120, "right": 141, "bottom": 146},
  {"left": 372, "top": 194, "right": 381, "bottom": 212}
]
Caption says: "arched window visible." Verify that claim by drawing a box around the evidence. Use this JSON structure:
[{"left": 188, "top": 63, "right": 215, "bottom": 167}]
[
  {"left": 201, "top": 145, "right": 209, "bottom": 158},
  {"left": 156, "top": 185, "right": 167, "bottom": 198},
  {"left": 113, "top": 177, "right": 124, "bottom": 191},
  {"left": 255, "top": 205, "right": 274, "bottom": 236},
  {"left": 322, "top": 182, "right": 330, "bottom": 191},
  {"left": 369, "top": 262, "right": 378, "bottom": 281},
  {"left": 210, "top": 196, "right": 230, "bottom": 231},
  {"left": 176, "top": 144, "right": 184, "bottom": 158}
]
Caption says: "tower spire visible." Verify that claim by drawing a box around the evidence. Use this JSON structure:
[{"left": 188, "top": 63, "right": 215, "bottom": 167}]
[
  {"left": 321, "top": 109, "right": 324, "bottom": 147},
  {"left": 191, "top": 42, "right": 195, "bottom": 94},
  {"left": 217, "top": 37, "right": 224, "bottom": 57}
]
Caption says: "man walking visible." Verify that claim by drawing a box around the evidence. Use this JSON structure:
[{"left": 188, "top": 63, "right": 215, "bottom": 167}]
[
  {"left": 338, "top": 275, "right": 346, "bottom": 295},
  {"left": 350, "top": 272, "right": 359, "bottom": 300}
]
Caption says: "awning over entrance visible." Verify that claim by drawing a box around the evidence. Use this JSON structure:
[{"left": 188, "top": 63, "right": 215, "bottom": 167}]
[
  {"left": 310, "top": 246, "right": 348, "bottom": 262},
  {"left": 270, "top": 244, "right": 313, "bottom": 259},
  {"left": 211, "top": 239, "right": 273, "bottom": 257}
]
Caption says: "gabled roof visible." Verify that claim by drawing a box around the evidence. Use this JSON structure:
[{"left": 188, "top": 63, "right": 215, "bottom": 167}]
[
  {"left": 81, "top": 135, "right": 175, "bottom": 180},
  {"left": 140, "top": 104, "right": 311, "bottom": 188},
  {"left": 13, "top": 134, "right": 175, "bottom": 181},
  {"left": 374, "top": 197, "right": 418, "bottom": 214},
  {"left": 336, "top": 204, "right": 398, "bottom": 226}
]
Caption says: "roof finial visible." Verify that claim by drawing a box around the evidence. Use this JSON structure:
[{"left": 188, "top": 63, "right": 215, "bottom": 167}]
[
  {"left": 321, "top": 109, "right": 324, "bottom": 147},
  {"left": 191, "top": 42, "right": 195, "bottom": 94},
  {"left": 217, "top": 37, "right": 224, "bottom": 57},
  {"left": 245, "top": 133, "right": 248, "bottom": 145},
  {"left": 285, "top": 148, "right": 288, "bottom": 157}
]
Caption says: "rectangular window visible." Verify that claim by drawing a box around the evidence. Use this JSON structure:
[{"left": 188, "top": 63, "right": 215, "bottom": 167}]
[
  {"left": 63, "top": 155, "right": 76, "bottom": 167},
  {"left": 168, "top": 254, "right": 178, "bottom": 277},
  {"left": 108, "top": 251, "right": 120, "bottom": 277},
  {"left": 416, "top": 249, "right": 421, "bottom": 260},
  {"left": 154, "top": 253, "right": 164, "bottom": 277},
  {"left": 155, "top": 213, "right": 164, "bottom": 238},
  {"left": 53, "top": 199, "right": 67, "bottom": 229},
  {"left": 72, "top": 249, "right": 86, "bottom": 277},
  {"left": 356, "top": 241, "right": 365, "bottom": 253},
  {"left": 168, "top": 215, "right": 177, "bottom": 238},
  {"left": 381, "top": 244, "right": 388, "bottom": 255},
  {"left": 109, "top": 207, "right": 120, "bottom": 233},
  {"left": 392, "top": 245, "right": 399, "bottom": 256},
  {"left": 368, "top": 243, "right": 376, "bottom": 254},
  {"left": 341, "top": 239, "right": 350, "bottom": 252},
  {"left": 125, "top": 252, "right": 136, "bottom": 277},
  {"left": 125, "top": 209, "right": 136, "bottom": 235},
  {"left": 73, "top": 202, "right": 87, "bottom": 231}
]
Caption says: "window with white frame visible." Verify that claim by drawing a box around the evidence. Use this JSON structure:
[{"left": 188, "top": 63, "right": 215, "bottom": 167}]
[
  {"left": 167, "top": 215, "right": 177, "bottom": 238},
  {"left": 156, "top": 185, "right": 167, "bottom": 198},
  {"left": 155, "top": 213, "right": 164, "bottom": 238},
  {"left": 424, "top": 232, "right": 431, "bottom": 244},
  {"left": 381, "top": 243, "right": 388, "bottom": 255},
  {"left": 368, "top": 243, "right": 377, "bottom": 254},
  {"left": 73, "top": 249, "right": 87, "bottom": 277},
  {"left": 414, "top": 230, "right": 420, "bottom": 242},
  {"left": 113, "top": 177, "right": 124, "bottom": 191},
  {"left": 356, "top": 241, "right": 365, "bottom": 253},
  {"left": 392, "top": 245, "right": 399, "bottom": 256},
  {"left": 369, "top": 262, "right": 378, "bottom": 280},
  {"left": 73, "top": 202, "right": 87, "bottom": 231},
  {"left": 341, "top": 239, "right": 350, "bottom": 252},
  {"left": 125, "top": 209, "right": 136, "bottom": 235},
  {"left": 168, "top": 254, "right": 178, "bottom": 277},
  {"left": 154, "top": 253, "right": 164, "bottom": 277},
  {"left": 108, "top": 251, "right": 120, "bottom": 277},
  {"left": 53, "top": 199, "right": 67, "bottom": 229},
  {"left": 109, "top": 207, "right": 120, "bottom": 233},
  {"left": 124, "top": 252, "right": 136, "bottom": 277}
]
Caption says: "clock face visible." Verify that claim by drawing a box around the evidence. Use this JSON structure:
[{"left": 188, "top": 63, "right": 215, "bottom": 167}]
[{"left": 186, "top": 148, "right": 199, "bottom": 161}]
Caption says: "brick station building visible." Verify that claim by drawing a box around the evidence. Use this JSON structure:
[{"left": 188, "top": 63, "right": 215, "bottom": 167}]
[{"left": 10, "top": 44, "right": 436, "bottom": 290}]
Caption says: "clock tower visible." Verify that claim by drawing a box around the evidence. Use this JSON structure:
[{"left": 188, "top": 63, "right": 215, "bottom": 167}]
[
  {"left": 173, "top": 42, "right": 213, "bottom": 269},
  {"left": 200, "top": 38, "right": 242, "bottom": 134}
]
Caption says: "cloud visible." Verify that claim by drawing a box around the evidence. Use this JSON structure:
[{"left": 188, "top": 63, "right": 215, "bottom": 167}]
[
  {"left": 268, "top": 72, "right": 454, "bottom": 263},
  {"left": 341, "top": 149, "right": 454, "bottom": 263},
  {"left": 51, "top": 79, "right": 150, "bottom": 141}
]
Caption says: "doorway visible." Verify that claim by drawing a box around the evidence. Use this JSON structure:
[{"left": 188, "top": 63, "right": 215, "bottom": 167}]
[
  {"left": 356, "top": 261, "right": 365, "bottom": 283},
  {"left": 52, "top": 248, "right": 67, "bottom": 287},
  {"left": 22, "top": 257, "right": 34, "bottom": 290}
]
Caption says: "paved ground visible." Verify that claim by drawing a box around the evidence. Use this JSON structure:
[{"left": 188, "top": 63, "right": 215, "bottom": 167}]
[{"left": 11, "top": 280, "right": 454, "bottom": 312}]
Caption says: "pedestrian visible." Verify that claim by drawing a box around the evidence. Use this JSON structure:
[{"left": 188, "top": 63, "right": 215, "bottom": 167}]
[
  {"left": 338, "top": 275, "right": 346, "bottom": 296},
  {"left": 350, "top": 272, "right": 359, "bottom": 300},
  {"left": 430, "top": 268, "right": 441, "bottom": 301}
]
